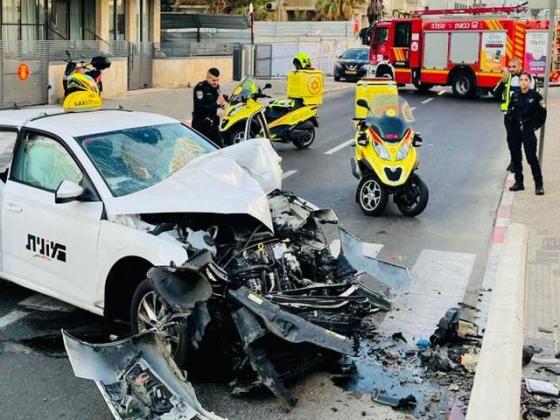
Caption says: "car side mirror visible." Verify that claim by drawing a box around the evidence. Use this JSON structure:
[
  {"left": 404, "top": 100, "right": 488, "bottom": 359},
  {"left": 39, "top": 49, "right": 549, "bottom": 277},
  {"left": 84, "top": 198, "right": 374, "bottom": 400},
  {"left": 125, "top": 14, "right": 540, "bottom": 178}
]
[
  {"left": 413, "top": 133, "right": 423, "bottom": 147},
  {"left": 263, "top": 83, "right": 272, "bottom": 90},
  {"left": 55, "top": 180, "right": 85, "bottom": 204},
  {"left": 356, "top": 99, "right": 370, "bottom": 110}
]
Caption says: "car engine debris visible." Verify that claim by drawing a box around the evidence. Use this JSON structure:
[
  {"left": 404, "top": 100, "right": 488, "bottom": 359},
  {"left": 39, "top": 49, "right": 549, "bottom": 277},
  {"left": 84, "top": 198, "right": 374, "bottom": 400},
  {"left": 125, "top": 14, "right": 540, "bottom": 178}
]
[{"left": 64, "top": 190, "right": 411, "bottom": 419}]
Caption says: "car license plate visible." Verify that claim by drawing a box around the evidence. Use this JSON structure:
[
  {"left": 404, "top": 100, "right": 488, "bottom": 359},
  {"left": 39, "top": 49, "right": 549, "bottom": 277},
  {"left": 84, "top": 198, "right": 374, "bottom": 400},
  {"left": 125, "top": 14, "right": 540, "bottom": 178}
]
[{"left": 346, "top": 70, "right": 357, "bottom": 75}]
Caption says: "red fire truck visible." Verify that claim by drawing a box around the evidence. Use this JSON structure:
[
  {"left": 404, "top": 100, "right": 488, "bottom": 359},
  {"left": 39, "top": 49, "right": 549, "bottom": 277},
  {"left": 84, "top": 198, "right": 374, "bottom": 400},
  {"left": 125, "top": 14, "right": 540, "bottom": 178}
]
[{"left": 368, "top": 5, "right": 559, "bottom": 98}]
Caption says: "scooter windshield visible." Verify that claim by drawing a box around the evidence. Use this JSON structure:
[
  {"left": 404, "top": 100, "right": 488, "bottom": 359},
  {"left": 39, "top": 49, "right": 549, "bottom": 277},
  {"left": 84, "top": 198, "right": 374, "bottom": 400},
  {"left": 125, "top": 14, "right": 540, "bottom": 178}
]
[
  {"left": 229, "top": 76, "right": 259, "bottom": 104},
  {"left": 365, "top": 95, "right": 414, "bottom": 143}
]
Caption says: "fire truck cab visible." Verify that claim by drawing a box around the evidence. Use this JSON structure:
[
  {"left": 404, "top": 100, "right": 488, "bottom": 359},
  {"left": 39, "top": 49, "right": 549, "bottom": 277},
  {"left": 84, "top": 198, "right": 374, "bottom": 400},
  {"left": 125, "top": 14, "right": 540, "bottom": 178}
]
[{"left": 369, "top": 5, "right": 556, "bottom": 98}]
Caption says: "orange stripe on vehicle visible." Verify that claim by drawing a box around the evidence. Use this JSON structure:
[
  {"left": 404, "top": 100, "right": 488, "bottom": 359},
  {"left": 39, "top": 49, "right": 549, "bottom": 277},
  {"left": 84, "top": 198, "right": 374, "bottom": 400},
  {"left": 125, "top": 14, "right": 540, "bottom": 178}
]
[
  {"left": 494, "top": 20, "right": 503, "bottom": 30},
  {"left": 485, "top": 20, "right": 494, "bottom": 30},
  {"left": 395, "top": 68, "right": 411, "bottom": 73},
  {"left": 422, "top": 69, "right": 448, "bottom": 74}
]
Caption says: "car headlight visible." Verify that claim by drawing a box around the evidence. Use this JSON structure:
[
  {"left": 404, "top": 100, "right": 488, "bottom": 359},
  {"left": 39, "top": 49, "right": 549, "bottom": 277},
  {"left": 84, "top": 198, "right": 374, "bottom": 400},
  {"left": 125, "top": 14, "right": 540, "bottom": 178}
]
[
  {"left": 396, "top": 143, "right": 410, "bottom": 161},
  {"left": 373, "top": 142, "right": 391, "bottom": 160}
]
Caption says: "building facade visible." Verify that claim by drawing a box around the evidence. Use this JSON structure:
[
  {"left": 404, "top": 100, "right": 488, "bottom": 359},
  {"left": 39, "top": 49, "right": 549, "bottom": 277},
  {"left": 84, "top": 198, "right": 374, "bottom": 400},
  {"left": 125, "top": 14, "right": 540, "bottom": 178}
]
[{"left": 0, "top": 0, "right": 160, "bottom": 42}]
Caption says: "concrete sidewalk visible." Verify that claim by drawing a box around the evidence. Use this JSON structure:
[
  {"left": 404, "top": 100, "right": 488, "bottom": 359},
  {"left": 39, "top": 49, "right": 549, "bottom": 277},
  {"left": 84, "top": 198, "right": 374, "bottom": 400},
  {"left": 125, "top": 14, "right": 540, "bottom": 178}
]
[
  {"left": 512, "top": 89, "right": 560, "bottom": 415},
  {"left": 103, "top": 77, "right": 353, "bottom": 122}
]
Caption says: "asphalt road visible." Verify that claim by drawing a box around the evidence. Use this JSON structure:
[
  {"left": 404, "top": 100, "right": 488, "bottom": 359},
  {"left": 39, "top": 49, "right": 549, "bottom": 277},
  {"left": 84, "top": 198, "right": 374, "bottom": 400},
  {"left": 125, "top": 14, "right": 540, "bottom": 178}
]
[{"left": 0, "top": 84, "right": 509, "bottom": 420}]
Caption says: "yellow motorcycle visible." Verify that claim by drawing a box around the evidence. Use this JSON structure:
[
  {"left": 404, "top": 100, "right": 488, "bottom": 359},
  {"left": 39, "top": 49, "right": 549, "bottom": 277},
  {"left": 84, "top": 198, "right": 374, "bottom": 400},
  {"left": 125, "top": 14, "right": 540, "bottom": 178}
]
[
  {"left": 220, "top": 75, "right": 321, "bottom": 149},
  {"left": 352, "top": 94, "right": 428, "bottom": 217}
]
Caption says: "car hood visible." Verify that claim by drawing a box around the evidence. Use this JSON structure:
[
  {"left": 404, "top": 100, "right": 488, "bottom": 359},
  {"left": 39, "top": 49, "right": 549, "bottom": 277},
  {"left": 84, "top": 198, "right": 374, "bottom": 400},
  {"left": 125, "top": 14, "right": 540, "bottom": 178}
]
[{"left": 103, "top": 139, "right": 282, "bottom": 230}]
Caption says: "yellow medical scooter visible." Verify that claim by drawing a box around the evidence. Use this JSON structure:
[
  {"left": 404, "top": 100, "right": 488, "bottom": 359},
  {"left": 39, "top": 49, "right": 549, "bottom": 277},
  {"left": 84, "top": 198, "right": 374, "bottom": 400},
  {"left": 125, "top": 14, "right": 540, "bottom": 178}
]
[
  {"left": 220, "top": 71, "right": 324, "bottom": 149},
  {"left": 351, "top": 83, "right": 428, "bottom": 217}
]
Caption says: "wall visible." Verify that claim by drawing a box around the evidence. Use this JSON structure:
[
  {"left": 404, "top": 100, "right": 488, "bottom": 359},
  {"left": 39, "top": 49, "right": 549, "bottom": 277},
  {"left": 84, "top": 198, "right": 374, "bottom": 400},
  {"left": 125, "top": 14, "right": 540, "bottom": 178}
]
[
  {"left": 152, "top": 56, "right": 233, "bottom": 89},
  {"left": 48, "top": 58, "right": 128, "bottom": 104}
]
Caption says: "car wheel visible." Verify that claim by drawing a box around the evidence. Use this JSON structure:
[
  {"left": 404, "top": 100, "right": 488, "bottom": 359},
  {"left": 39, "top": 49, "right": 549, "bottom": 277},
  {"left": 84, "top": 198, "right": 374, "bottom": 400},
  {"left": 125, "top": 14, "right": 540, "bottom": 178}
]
[
  {"left": 356, "top": 175, "right": 388, "bottom": 216},
  {"left": 130, "top": 279, "right": 190, "bottom": 368},
  {"left": 394, "top": 174, "right": 429, "bottom": 217},
  {"left": 334, "top": 75, "right": 341, "bottom": 82},
  {"left": 291, "top": 126, "right": 315, "bottom": 149},
  {"left": 451, "top": 72, "right": 475, "bottom": 98}
]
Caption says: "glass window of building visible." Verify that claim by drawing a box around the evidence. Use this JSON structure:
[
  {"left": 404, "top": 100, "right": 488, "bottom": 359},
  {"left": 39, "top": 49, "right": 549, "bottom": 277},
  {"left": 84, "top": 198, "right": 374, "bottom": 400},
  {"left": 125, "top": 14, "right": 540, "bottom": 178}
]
[{"left": 109, "top": 0, "right": 125, "bottom": 40}]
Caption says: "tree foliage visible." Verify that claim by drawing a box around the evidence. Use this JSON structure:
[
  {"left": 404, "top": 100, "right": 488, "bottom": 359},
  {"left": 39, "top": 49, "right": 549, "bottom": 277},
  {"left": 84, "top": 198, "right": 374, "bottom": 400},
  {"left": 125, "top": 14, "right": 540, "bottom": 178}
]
[{"left": 315, "top": 0, "right": 366, "bottom": 21}]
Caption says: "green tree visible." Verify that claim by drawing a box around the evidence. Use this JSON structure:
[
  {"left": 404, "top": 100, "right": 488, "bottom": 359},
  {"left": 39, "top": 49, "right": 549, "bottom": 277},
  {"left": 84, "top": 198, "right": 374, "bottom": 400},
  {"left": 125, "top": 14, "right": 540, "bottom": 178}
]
[{"left": 315, "top": 0, "right": 366, "bottom": 21}]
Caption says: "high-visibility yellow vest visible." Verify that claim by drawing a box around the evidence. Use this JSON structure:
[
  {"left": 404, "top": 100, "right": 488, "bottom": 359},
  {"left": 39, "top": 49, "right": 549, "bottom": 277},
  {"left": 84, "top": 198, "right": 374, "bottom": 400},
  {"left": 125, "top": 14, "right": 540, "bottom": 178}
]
[{"left": 500, "top": 74, "right": 512, "bottom": 112}]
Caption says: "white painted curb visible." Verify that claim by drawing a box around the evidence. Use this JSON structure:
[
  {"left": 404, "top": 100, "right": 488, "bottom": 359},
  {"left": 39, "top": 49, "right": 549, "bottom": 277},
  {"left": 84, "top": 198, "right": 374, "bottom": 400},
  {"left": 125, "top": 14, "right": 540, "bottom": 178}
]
[{"left": 466, "top": 223, "right": 528, "bottom": 420}]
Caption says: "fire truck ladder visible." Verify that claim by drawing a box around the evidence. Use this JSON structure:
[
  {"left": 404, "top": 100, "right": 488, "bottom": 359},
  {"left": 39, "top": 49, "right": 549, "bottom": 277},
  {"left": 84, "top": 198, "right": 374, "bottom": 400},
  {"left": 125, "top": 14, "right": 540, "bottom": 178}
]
[{"left": 412, "top": 3, "right": 528, "bottom": 18}]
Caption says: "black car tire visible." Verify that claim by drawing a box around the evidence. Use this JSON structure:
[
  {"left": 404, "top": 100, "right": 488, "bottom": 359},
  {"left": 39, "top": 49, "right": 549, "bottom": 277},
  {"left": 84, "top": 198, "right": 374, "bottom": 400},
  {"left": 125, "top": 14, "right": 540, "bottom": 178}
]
[
  {"left": 130, "top": 279, "right": 190, "bottom": 368},
  {"left": 451, "top": 71, "right": 476, "bottom": 98},
  {"left": 394, "top": 174, "right": 429, "bottom": 217},
  {"left": 334, "top": 75, "right": 341, "bottom": 81}
]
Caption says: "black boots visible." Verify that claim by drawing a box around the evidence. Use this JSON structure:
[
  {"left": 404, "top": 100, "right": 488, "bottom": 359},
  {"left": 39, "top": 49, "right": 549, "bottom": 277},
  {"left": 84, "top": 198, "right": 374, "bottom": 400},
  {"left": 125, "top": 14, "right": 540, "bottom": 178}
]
[
  {"left": 535, "top": 184, "right": 545, "bottom": 195},
  {"left": 509, "top": 183, "right": 525, "bottom": 192}
]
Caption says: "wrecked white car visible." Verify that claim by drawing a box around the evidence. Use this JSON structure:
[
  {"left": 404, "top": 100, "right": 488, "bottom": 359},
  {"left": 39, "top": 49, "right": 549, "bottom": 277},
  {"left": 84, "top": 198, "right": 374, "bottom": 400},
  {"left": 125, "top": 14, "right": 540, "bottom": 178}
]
[{"left": 0, "top": 108, "right": 408, "bottom": 419}]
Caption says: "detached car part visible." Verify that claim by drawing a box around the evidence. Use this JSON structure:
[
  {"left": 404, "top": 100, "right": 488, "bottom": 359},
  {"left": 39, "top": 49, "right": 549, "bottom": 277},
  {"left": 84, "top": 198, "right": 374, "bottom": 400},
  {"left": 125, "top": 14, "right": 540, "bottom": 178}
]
[{"left": 66, "top": 191, "right": 411, "bottom": 417}]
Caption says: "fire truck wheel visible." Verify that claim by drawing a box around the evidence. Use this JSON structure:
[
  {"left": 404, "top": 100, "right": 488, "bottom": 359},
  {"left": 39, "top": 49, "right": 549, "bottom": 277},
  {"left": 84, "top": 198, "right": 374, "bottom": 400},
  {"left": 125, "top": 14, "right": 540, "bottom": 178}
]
[{"left": 451, "top": 71, "right": 475, "bottom": 98}]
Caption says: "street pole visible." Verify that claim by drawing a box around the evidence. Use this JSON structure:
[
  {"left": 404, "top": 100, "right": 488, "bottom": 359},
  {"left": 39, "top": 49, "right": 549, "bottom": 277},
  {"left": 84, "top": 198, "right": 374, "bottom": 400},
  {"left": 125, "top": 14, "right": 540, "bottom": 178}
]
[
  {"left": 249, "top": 3, "right": 255, "bottom": 76},
  {"left": 538, "top": 0, "right": 557, "bottom": 163}
]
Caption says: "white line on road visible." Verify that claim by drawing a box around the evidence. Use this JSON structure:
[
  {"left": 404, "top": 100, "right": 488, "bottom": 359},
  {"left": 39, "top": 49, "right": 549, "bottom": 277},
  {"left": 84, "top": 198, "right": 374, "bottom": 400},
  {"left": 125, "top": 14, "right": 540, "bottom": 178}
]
[
  {"left": 0, "top": 310, "right": 28, "bottom": 329},
  {"left": 421, "top": 98, "right": 434, "bottom": 104},
  {"left": 325, "top": 139, "right": 354, "bottom": 155},
  {"left": 382, "top": 249, "right": 475, "bottom": 340},
  {"left": 282, "top": 169, "right": 298, "bottom": 180},
  {"left": 438, "top": 90, "right": 446, "bottom": 96},
  {"left": 410, "top": 107, "right": 417, "bottom": 111}
]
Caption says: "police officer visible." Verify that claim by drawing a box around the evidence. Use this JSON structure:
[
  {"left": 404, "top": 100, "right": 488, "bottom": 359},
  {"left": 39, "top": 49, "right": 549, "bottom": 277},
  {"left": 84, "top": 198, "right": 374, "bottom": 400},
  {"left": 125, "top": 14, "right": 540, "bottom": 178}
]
[
  {"left": 506, "top": 72, "right": 545, "bottom": 195},
  {"left": 493, "top": 57, "right": 536, "bottom": 172},
  {"left": 192, "top": 68, "right": 227, "bottom": 145}
]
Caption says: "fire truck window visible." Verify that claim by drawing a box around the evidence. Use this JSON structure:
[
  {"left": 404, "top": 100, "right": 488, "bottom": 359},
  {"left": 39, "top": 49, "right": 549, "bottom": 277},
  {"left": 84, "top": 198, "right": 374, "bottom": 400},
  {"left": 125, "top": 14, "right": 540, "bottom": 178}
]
[
  {"left": 395, "top": 23, "right": 411, "bottom": 48},
  {"left": 374, "top": 28, "right": 388, "bottom": 44}
]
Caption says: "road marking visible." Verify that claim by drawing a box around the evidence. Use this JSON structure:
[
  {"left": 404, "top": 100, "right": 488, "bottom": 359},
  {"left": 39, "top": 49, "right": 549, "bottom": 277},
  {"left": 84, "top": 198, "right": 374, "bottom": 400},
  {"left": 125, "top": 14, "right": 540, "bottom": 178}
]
[
  {"left": 329, "top": 239, "right": 383, "bottom": 258},
  {"left": 382, "top": 249, "right": 475, "bottom": 340},
  {"left": 438, "top": 90, "right": 446, "bottom": 96},
  {"left": 325, "top": 139, "right": 354, "bottom": 155},
  {"left": 421, "top": 98, "right": 434, "bottom": 104},
  {"left": 0, "top": 310, "right": 28, "bottom": 329},
  {"left": 410, "top": 107, "right": 417, "bottom": 111},
  {"left": 282, "top": 169, "right": 298, "bottom": 180}
]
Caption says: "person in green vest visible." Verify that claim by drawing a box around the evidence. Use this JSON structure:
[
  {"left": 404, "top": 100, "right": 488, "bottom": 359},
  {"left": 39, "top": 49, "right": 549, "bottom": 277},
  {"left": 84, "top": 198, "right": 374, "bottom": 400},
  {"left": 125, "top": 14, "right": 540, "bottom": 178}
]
[{"left": 493, "top": 57, "right": 536, "bottom": 172}]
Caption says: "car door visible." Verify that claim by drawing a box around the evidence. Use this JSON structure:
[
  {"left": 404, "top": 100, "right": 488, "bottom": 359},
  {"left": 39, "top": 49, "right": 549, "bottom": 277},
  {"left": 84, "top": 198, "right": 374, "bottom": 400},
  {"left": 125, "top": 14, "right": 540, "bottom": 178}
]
[
  {"left": 0, "top": 126, "right": 19, "bottom": 273},
  {"left": 2, "top": 129, "right": 104, "bottom": 306}
]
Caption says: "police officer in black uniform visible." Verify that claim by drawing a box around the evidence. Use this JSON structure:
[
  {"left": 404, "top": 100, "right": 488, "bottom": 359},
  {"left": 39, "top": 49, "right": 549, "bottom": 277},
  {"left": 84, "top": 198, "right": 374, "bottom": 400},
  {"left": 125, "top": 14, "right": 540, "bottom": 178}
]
[
  {"left": 506, "top": 72, "right": 545, "bottom": 195},
  {"left": 192, "top": 68, "right": 226, "bottom": 145}
]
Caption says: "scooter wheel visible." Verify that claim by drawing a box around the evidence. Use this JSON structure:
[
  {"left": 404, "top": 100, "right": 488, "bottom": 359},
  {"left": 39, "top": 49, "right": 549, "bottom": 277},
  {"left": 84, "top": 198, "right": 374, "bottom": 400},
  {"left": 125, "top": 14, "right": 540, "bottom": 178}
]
[
  {"left": 394, "top": 174, "right": 429, "bottom": 217},
  {"left": 356, "top": 175, "right": 388, "bottom": 216},
  {"left": 223, "top": 129, "right": 246, "bottom": 147},
  {"left": 292, "top": 127, "right": 315, "bottom": 149}
]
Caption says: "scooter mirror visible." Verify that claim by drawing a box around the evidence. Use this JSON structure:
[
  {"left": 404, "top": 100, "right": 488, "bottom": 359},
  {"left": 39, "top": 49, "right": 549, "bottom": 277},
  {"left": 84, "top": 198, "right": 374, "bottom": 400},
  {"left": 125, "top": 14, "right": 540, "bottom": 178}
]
[
  {"left": 356, "top": 99, "right": 370, "bottom": 109},
  {"left": 223, "top": 94, "right": 229, "bottom": 102},
  {"left": 413, "top": 133, "right": 423, "bottom": 147},
  {"left": 263, "top": 83, "right": 272, "bottom": 89}
]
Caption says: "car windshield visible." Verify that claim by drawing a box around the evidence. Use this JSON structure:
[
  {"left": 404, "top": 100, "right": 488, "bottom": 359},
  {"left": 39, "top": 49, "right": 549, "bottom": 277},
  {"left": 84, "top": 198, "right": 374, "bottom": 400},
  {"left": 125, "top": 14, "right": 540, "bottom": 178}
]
[
  {"left": 229, "top": 76, "right": 258, "bottom": 103},
  {"left": 365, "top": 95, "right": 414, "bottom": 142},
  {"left": 76, "top": 123, "right": 217, "bottom": 197},
  {"left": 342, "top": 49, "right": 369, "bottom": 60}
]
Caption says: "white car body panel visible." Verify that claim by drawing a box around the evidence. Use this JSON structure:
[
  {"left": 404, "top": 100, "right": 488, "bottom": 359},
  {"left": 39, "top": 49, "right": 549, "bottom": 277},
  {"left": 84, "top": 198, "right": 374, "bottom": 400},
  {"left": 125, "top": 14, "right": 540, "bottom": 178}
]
[{"left": 0, "top": 107, "right": 284, "bottom": 316}]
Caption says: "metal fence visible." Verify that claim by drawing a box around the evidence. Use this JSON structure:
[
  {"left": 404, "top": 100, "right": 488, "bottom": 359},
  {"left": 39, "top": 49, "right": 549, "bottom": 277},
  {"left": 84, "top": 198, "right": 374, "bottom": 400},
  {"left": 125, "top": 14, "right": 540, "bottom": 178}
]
[
  {"left": 255, "top": 38, "right": 360, "bottom": 78},
  {"left": 0, "top": 40, "right": 130, "bottom": 109},
  {"left": 158, "top": 41, "right": 235, "bottom": 57}
]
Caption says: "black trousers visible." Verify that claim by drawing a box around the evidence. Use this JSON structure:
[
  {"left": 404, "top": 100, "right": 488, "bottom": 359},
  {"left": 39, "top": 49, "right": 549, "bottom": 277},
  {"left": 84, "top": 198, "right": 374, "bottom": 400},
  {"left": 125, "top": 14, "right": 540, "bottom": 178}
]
[
  {"left": 505, "top": 118, "right": 543, "bottom": 187},
  {"left": 192, "top": 118, "right": 222, "bottom": 146}
]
